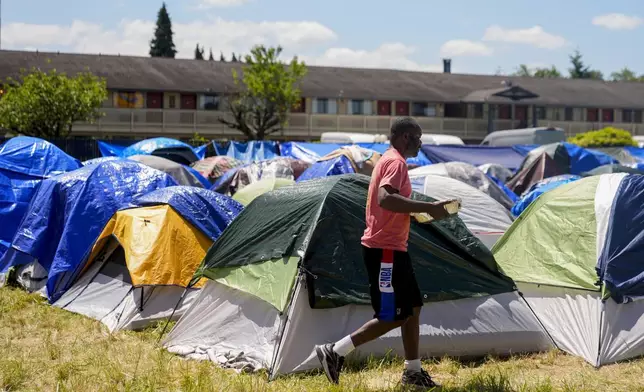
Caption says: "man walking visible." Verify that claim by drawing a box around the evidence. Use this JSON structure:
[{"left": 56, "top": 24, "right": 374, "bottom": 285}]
[{"left": 315, "top": 117, "right": 456, "bottom": 389}]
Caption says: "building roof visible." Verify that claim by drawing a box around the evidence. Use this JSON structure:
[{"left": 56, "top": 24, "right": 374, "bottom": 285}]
[{"left": 0, "top": 49, "right": 643, "bottom": 108}]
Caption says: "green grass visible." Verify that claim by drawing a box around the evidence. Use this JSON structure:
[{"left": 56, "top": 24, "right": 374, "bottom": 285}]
[{"left": 1, "top": 286, "right": 643, "bottom": 391}]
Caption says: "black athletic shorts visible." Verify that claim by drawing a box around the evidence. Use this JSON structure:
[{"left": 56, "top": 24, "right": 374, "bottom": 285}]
[{"left": 362, "top": 246, "right": 423, "bottom": 322}]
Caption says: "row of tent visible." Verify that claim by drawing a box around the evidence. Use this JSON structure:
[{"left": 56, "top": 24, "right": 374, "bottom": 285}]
[{"left": 1, "top": 135, "right": 644, "bottom": 379}]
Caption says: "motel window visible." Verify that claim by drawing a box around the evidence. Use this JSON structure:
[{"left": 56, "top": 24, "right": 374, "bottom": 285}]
[
  {"left": 564, "top": 107, "right": 574, "bottom": 121},
  {"left": 472, "top": 104, "right": 484, "bottom": 119},
  {"left": 497, "top": 104, "right": 511, "bottom": 120},
  {"left": 168, "top": 95, "right": 177, "bottom": 109},
  {"left": 412, "top": 102, "right": 436, "bottom": 117},
  {"left": 623, "top": 109, "right": 643, "bottom": 123},
  {"left": 350, "top": 100, "right": 365, "bottom": 115},
  {"left": 602, "top": 109, "right": 614, "bottom": 123},
  {"left": 587, "top": 108, "right": 599, "bottom": 122},
  {"left": 444, "top": 103, "right": 467, "bottom": 118},
  {"left": 312, "top": 98, "right": 337, "bottom": 114},
  {"left": 201, "top": 94, "right": 220, "bottom": 110},
  {"left": 536, "top": 106, "right": 547, "bottom": 120}
]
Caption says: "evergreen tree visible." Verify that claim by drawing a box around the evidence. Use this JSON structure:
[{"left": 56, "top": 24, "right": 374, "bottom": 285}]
[
  {"left": 194, "top": 43, "right": 205, "bottom": 60},
  {"left": 209, "top": 48, "right": 215, "bottom": 61},
  {"left": 231, "top": 53, "right": 238, "bottom": 62},
  {"left": 568, "top": 50, "right": 603, "bottom": 80},
  {"left": 220, "top": 52, "right": 226, "bottom": 62},
  {"left": 149, "top": 3, "right": 177, "bottom": 58}
]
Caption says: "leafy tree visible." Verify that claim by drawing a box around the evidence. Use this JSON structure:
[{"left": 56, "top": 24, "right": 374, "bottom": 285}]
[
  {"left": 194, "top": 44, "right": 205, "bottom": 60},
  {"left": 568, "top": 127, "right": 637, "bottom": 148},
  {"left": 610, "top": 67, "right": 644, "bottom": 82},
  {"left": 189, "top": 132, "right": 208, "bottom": 145},
  {"left": 568, "top": 50, "right": 602, "bottom": 80},
  {"left": 209, "top": 48, "right": 214, "bottom": 61},
  {"left": 512, "top": 64, "right": 562, "bottom": 78},
  {"left": 0, "top": 66, "right": 108, "bottom": 138},
  {"left": 149, "top": 3, "right": 177, "bottom": 58},
  {"left": 512, "top": 64, "right": 532, "bottom": 77},
  {"left": 231, "top": 53, "right": 238, "bottom": 62},
  {"left": 219, "top": 45, "right": 307, "bottom": 140}
]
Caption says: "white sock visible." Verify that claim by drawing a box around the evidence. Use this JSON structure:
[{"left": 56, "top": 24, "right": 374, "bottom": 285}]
[
  {"left": 404, "top": 359, "right": 422, "bottom": 372},
  {"left": 333, "top": 335, "right": 355, "bottom": 357}
]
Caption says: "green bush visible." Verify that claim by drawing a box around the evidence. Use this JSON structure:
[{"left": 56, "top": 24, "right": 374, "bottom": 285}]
[{"left": 567, "top": 127, "right": 637, "bottom": 148}]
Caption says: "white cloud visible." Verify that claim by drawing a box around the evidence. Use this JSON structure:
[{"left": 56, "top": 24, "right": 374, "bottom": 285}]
[
  {"left": 0, "top": 18, "right": 337, "bottom": 58},
  {"left": 199, "top": 0, "right": 249, "bottom": 7},
  {"left": 439, "top": 40, "right": 492, "bottom": 57},
  {"left": 482, "top": 25, "right": 567, "bottom": 49},
  {"left": 592, "top": 13, "right": 643, "bottom": 30},
  {"left": 302, "top": 43, "right": 443, "bottom": 72}
]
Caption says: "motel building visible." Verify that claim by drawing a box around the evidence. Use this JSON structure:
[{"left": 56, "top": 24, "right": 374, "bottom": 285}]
[{"left": 1, "top": 50, "right": 644, "bottom": 143}]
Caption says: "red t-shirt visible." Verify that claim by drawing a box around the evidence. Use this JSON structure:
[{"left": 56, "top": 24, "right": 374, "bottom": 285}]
[{"left": 361, "top": 148, "right": 412, "bottom": 252}]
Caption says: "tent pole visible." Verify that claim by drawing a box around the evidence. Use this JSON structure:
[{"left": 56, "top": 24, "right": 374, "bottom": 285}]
[
  {"left": 517, "top": 290, "right": 560, "bottom": 350},
  {"left": 156, "top": 285, "right": 190, "bottom": 344}
]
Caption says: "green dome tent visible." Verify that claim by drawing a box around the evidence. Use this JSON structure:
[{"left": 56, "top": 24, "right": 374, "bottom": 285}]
[{"left": 164, "top": 175, "right": 551, "bottom": 377}]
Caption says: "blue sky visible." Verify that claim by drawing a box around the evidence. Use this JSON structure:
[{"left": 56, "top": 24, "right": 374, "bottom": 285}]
[{"left": 1, "top": 0, "right": 642, "bottom": 76}]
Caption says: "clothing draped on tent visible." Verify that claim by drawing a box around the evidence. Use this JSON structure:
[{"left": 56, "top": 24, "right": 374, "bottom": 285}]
[
  {"left": 190, "top": 156, "right": 244, "bottom": 182},
  {"left": 0, "top": 137, "right": 82, "bottom": 258},
  {"left": 0, "top": 160, "right": 177, "bottom": 302},
  {"left": 129, "top": 155, "right": 205, "bottom": 188}
]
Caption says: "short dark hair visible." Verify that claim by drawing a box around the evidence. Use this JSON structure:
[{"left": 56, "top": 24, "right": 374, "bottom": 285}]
[{"left": 390, "top": 117, "right": 422, "bottom": 139}]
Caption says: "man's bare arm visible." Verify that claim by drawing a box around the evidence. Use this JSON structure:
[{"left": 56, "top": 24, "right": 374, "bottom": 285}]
[{"left": 377, "top": 185, "right": 454, "bottom": 219}]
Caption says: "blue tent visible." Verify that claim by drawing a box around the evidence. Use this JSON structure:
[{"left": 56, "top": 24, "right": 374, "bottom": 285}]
[
  {"left": 0, "top": 137, "right": 82, "bottom": 258},
  {"left": 215, "top": 141, "right": 279, "bottom": 163},
  {"left": 421, "top": 145, "right": 526, "bottom": 170},
  {"left": 511, "top": 175, "right": 581, "bottom": 217},
  {"left": 0, "top": 160, "right": 177, "bottom": 302},
  {"left": 134, "top": 186, "right": 243, "bottom": 241},
  {"left": 296, "top": 155, "right": 355, "bottom": 182},
  {"left": 100, "top": 138, "right": 203, "bottom": 163},
  {"left": 279, "top": 142, "right": 342, "bottom": 164}
]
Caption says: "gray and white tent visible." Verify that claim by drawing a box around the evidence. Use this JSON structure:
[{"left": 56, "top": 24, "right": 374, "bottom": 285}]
[{"left": 130, "top": 155, "right": 204, "bottom": 187}]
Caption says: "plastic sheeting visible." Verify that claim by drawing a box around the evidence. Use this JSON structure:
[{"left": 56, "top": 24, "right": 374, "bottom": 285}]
[
  {"left": 134, "top": 186, "right": 243, "bottom": 241},
  {"left": 101, "top": 138, "right": 202, "bottom": 164},
  {"left": 296, "top": 155, "right": 354, "bottom": 182},
  {"left": 511, "top": 175, "right": 581, "bottom": 217},
  {"left": 422, "top": 145, "right": 525, "bottom": 170},
  {"left": 83, "top": 156, "right": 123, "bottom": 166},
  {"left": 215, "top": 141, "right": 279, "bottom": 163},
  {"left": 98, "top": 141, "right": 128, "bottom": 158},
  {"left": 478, "top": 164, "right": 514, "bottom": 183},
  {"left": 598, "top": 174, "right": 644, "bottom": 303},
  {"left": 191, "top": 156, "right": 244, "bottom": 182},
  {"left": 279, "top": 142, "right": 342, "bottom": 164},
  {"left": 518, "top": 143, "right": 618, "bottom": 176},
  {"left": 0, "top": 160, "right": 177, "bottom": 302},
  {"left": 212, "top": 158, "right": 310, "bottom": 196},
  {"left": 0, "top": 136, "right": 81, "bottom": 177},
  {"left": 410, "top": 163, "right": 515, "bottom": 210},
  {"left": 183, "top": 166, "right": 212, "bottom": 188},
  {"left": 129, "top": 155, "right": 205, "bottom": 188},
  {"left": 196, "top": 174, "right": 515, "bottom": 309},
  {"left": 232, "top": 178, "right": 294, "bottom": 206},
  {"left": 583, "top": 164, "right": 644, "bottom": 176}
]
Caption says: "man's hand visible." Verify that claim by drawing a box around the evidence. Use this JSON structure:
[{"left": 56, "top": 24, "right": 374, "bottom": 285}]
[{"left": 422, "top": 199, "right": 458, "bottom": 221}]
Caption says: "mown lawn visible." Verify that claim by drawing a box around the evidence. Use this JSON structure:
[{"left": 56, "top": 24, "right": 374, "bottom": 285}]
[{"left": 1, "top": 286, "right": 643, "bottom": 391}]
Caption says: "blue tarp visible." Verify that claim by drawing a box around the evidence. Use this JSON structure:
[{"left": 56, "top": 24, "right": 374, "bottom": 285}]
[
  {"left": 623, "top": 146, "right": 644, "bottom": 163},
  {"left": 0, "top": 137, "right": 82, "bottom": 258},
  {"left": 279, "top": 142, "right": 342, "bottom": 164},
  {"left": 598, "top": 174, "right": 644, "bottom": 303},
  {"left": 183, "top": 165, "right": 212, "bottom": 188},
  {"left": 100, "top": 138, "right": 205, "bottom": 160},
  {"left": 83, "top": 156, "right": 123, "bottom": 166},
  {"left": 297, "top": 155, "right": 355, "bottom": 182},
  {"left": 0, "top": 160, "right": 177, "bottom": 302},
  {"left": 511, "top": 144, "right": 540, "bottom": 156},
  {"left": 421, "top": 145, "right": 526, "bottom": 170},
  {"left": 511, "top": 175, "right": 581, "bottom": 217},
  {"left": 562, "top": 143, "right": 618, "bottom": 175},
  {"left": 0, "top": 136, "right": 81, "bottom": 177},
  {"left": 487, "top": 174, "right": 518, "bottom": 203},
  {"left": 134, "top": 186, "right": 243, "bottom": 241},
  {"left": 358, "top": 143, "right": 432, "bottom": 167},
  {"left": 216, "top": 141, "right": 279, "bottom": 163},
  {"left": 98, "top": 141, "right": 129, "bottom": 158}
]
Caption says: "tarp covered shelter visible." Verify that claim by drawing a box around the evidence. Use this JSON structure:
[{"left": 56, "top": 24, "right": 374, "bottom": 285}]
[
  {"left": 510, "top": 175, "right": 581, "bottom": 217},
  {"left": 279, "top": 142, "right": 342, "bottom": 164},
  {"left": 129, "top": 155, "right": 205, "bottom": 188},
  {"left": 590, "top": 146, "right": 644, "bottom": 166},
  {"left": 191, "top": 156, "right": 243, "bottom": 182},
  {"left": 409, "top": 163, "right": 514, "bottom": 210},
  {"left": 53, "top": 186, "right": 242, "bottom": 332},
  {"left": 478, "top": 163, "right": 514, "bottom": 183},
  {"left": 212, "top": 158, "right": 310, "bottom": 196},
  {"left": 214, "top": 141, "right": 279, "bottom": 163},
  {"left": 83, "top": 156, "right": 122, "bottom": 166},
  {"left": 120, "top": 138, "right": 201, "bottom": 165},
  {"left": 297, "top": 146, "right": 380, "bottom": 182},
  {"left": 494, "top": 174, "right": 644, "bottom": 366},
  {"left": 410, "top": 174, "right": 513, "bottom": 249},
  {"left": 0, "top": 137, "right": 82, "bottom": 257},
  {"left": 582, "top": 164, "right": 644, "bottom": 176},
  {"left": 163, "top": 175, "right": 551, "bottom": 377},
  {"left": 0, "top": 160, "right": 177, "bottom": 301}
]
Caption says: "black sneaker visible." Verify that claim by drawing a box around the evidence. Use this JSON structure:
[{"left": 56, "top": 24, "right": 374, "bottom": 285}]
[
  {"left": 401, "top": 368, "right": 439, "bottom": 390},
  {"left": 315, "top": 343, "right": 342, "bottom": 384}
]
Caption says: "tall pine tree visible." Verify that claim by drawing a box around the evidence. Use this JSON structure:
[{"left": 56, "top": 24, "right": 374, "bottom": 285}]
[
  {"left": 220, "top": 52, "right": 226, "bottom": 62},
  {"left": 231, "top": 53, "right": 238, "bottom": 62},
  {"left": 209, "top": 48, "right": 215, "bottom": 61},
  {"left": 149, "top": 3, "right": 177, "bottom": 58},
  {"left": 194, "top": 44, "right": 205, "bottom": 60}
]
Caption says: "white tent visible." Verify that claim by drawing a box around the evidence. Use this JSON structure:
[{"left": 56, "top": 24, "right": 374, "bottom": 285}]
[
  {"left": 409, "top": 174, "right": 513, "bottom": 249},
  {"left": 163, "top": 278, "right": 552, "bottom": 377}
]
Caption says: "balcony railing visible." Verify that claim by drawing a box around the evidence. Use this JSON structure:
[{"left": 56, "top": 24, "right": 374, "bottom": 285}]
[{"left": 73, "top": 108, "right": 644, "bottom": 141}]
